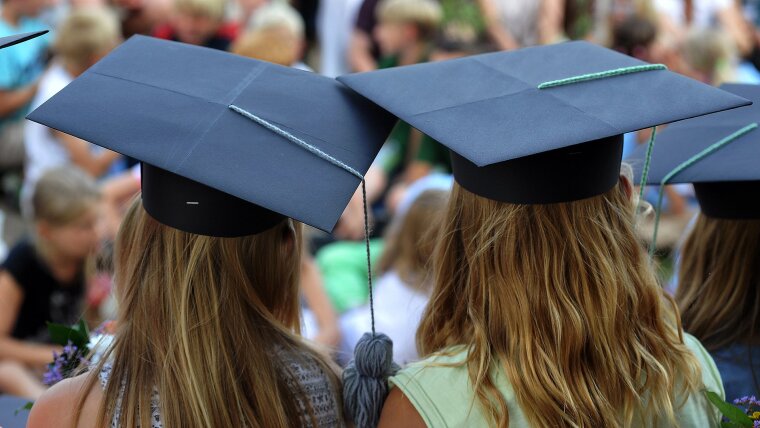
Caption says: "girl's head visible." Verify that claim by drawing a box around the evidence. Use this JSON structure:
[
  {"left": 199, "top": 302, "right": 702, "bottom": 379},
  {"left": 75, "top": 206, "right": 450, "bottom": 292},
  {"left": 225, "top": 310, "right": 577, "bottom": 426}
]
[
  {"left": 32, "top": 166, "right": 100, "bottom": 261},
  {"left": 54, "top": 7, "right": 121, "bottom": 73},
  {"left": 232, "top": 2, "right": 305, "bottom": 66},
  {"left": 676, "top": 214, "right": 760, "bottom": 351},
  {"left": 378, "top": 189, "right": 447, "bottom": 289},
  {"left": 374, "top": 0, "right": 442, "bottom": 56},
  {"left": 418, "top": 168, "right": 701, "bottom": 427},
  {"left": 82, "top": 197, "right": 338, "bottom": 427},
  {"left": 172, "top": 0, "right": 226, "bottom": 45}
]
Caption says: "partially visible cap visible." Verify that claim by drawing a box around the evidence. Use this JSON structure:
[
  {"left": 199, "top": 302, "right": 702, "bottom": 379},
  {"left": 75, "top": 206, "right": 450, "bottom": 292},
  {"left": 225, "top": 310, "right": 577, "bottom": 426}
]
[
  {"left": 0, "top": 31, "right": 48, "bottom": 50},
  {"left": 27, "top": 35, "right": 396, "bottom": 236},
  {"left": 629, "top": 83, "right": 760, "bottom": 219},
  {"left": 338, "top": 41, "right": 750, "bottom": 204}
]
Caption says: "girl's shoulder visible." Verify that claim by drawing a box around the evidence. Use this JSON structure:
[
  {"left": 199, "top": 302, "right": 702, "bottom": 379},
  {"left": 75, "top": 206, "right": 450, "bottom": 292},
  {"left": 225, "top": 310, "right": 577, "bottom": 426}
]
[
  {"left": 388, "top": 347, "right": 524, "bottom": 427},
  {"left": 0, "top": 241, "right": 46, "bottom": 291},
  {"left": 27, "top": 372, "right": 101, "bottom": 428},
  {"left": 391, "top": 337, "right": 724, "bottom": 428},
  {"left": 275, "top": 344, "right": 346, "bottom": 427},
  {"left": 1, "top": 241, "right": 37, "bottom": 270}
]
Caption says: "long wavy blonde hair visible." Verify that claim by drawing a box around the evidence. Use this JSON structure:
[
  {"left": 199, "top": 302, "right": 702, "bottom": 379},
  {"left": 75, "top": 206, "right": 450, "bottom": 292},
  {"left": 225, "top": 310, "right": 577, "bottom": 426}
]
[
  {"left": 417, "top": 175, "right": 701, "bottom": 427},
  {"left": 75, "top": 197, "right": 341, "bottom": 427},
  {"left": 676, "top": 215, "right": 760, "bottom": 353}
]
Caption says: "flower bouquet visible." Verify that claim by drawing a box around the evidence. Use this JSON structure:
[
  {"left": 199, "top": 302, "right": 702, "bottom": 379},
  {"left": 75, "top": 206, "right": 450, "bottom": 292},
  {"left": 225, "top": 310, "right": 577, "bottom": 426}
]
[
  {"left": 42, "top": 320, "right": 92, "bottom": 385},
  {"left": 705, "top": 391, "right": 760, "bottom": 427},
  {"left": 17, "top": 320, "right": 113, "bottom": 415}
]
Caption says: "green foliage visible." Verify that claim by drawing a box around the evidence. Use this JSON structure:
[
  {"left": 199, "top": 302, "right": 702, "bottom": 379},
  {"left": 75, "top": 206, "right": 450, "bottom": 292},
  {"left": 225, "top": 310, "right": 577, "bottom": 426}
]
[
  {"left": 14, "top": 401, "right": 33, "bottom": 416},
  {"left": 704, "top": 390, "right": 754, "bottom": 427},
  {"left": 47, "top": 319, "right": 90, "bottom": 349}
]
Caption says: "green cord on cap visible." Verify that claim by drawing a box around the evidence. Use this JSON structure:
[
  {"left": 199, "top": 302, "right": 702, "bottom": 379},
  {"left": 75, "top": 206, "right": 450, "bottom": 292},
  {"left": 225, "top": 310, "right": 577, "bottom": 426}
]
[
  {"left": 637, "top": 126, "right": 658, "bottom": 207},
  {"left": 536, "top": 64, "right": 666, "bottom": 216},
  {"left": 537, "top": 64, "right": 667, "bottom": 90},
  {"left": 649, "top": 122, "right": 758, "bottom": 258}
]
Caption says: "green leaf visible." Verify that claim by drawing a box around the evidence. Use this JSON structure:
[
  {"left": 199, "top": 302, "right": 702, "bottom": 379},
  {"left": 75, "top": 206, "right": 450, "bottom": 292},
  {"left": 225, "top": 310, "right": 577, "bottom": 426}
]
[
  {"left": 76, "top": 318, "right": 89, "bottom": 337},
  {"left": 47, "top": 321, "right": 89, "bottom": 348},
  {"left": 14, "top": 401, "right": 33, "bottom": 416},
  {"left": 705, "top": 390, "right": 754, "bottom": 426}
]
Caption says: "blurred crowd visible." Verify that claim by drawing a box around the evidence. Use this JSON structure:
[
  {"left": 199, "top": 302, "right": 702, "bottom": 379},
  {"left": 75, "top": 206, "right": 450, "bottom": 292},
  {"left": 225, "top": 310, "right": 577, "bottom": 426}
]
[{"left": 1, "top": 0, "right": 760, "bottom": 401}]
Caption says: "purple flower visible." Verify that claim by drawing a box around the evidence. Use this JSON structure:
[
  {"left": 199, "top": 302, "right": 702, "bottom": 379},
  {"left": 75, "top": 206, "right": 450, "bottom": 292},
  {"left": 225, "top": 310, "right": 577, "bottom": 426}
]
[
  {"left": 733, "top": 395, "right": 760, "bottom": 409},
  {"left": 41, "top": 352, "right": 64, "bottom": 386},
  {"left": 42, "top": 341, "right": 89, "bottom": 386},
  {"left": 754, "top": 420, "right": 760, "bottom": 428}
]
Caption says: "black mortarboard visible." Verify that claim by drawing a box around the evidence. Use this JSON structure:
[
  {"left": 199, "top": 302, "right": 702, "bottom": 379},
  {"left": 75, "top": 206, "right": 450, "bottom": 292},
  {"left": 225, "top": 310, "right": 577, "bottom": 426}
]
[
  {"left": 630, "top": 83, "right": 760, "bottom": 219},
  {"left": 338, "top": 41, "right": 750, "bottom": 204},
  {"left": 27, "top": 35, "right": 395, "bottom": 236},
  {"left": 0, "top": 31, "right": 48, "bottom": 50}
]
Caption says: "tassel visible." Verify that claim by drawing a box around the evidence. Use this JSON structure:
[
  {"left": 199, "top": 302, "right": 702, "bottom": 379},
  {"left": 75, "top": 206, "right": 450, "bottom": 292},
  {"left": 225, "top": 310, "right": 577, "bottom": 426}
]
[
  {"left": 227, "top": 107, "right": 400, "bottom": 427},
  {"left": 343, "top": 332, "right": 400, "bottom": 428}
]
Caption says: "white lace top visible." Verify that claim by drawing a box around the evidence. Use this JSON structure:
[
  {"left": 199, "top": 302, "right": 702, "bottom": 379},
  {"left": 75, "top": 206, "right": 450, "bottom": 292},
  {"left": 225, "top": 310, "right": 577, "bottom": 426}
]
[{"left": 98, "top": 348, "right": 344, "bottom": 427}]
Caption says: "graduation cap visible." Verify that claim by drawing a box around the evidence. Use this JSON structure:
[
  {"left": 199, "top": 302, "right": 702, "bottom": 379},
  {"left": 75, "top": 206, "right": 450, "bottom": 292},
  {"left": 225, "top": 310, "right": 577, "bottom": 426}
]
[
  {"left": 629, "top": 83, "right": 760, "bottom": 219},
  {"left": 27, "top": 35, "right": 396, "bottom": 236},
  {"left": 0, "top": 31, "right": 48, "bottom": 50},
  {"left": 338, "top": 41, "right": 750, "bottom": 204}
]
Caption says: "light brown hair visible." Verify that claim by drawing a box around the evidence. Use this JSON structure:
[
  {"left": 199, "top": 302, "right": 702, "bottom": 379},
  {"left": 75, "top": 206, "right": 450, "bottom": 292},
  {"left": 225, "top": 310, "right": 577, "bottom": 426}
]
[
  {"left": 418, "top": 178, "right": 701, "bottom": 427},
  {"left": 233, "top": 26, "right": 301, "bottom": 66},
  {"left": 76, "top": 197, "right": 341, "bottom": 427},
  {"left": 676, "top": 214, "right": 760, "bottom": 353},
  {"left": 53, "top": 7, "right": 120, "bottom": 69},
  {"left": 378, "top": 189, "right": 447, "bottom": 290},
  {"left": 174, "top": 0, "right": 226, "bottom": 20},
  {"left": 377, "top": 0, "right": 442, "bottom": 39},
  {"left": 32, "top": 166, "right": 100, "bottom": 226}
]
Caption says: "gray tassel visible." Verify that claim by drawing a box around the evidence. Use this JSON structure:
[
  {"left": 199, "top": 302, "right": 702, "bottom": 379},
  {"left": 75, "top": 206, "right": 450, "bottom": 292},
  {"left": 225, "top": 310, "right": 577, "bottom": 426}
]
[{"left": 343, "top": 332, "right": 400, "bottom": 428}]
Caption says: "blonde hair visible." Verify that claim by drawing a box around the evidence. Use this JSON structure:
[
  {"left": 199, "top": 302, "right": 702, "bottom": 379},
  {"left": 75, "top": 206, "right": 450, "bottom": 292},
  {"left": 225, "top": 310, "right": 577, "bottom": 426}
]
[
  {"left": 378, "top": 189, "right": 447, "bottom": 290},
  {"left": 54, "top": 7, "right": 120, "bottom": 68},
  {"left": 233, "top": 26, "right": 301, "bottom": 66},
  {"left": 248, "top": 2, "right": 304, "bottom": 37},
  {"left": 377, "top": 0, "right": 442, "bottom": 38},
  {"left": 683, "top": 28, "right": 733, "bottom": 82},
  {"left": 234, "top": 3, "right": 305, "bottom": 66},
  {"left": 32, "top": 166, "right": 100, "bottom": 225},
  {"left": 75, "top": 198, "right": 341, "bottom": 427},
  {"left": 676, "top": 215, "right": 760, "bottom": 353},
  {"left": 174, "top": 0, "right": 226, "bottom": 20},
  {"left": 418, "top": 178, "right": 702, "bottom": 427}
]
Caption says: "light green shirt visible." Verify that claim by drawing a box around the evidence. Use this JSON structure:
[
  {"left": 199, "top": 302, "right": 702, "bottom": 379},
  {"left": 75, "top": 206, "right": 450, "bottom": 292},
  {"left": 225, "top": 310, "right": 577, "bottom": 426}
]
[{"left": 390, "top": 333, "right": 724, "bottom": 427}]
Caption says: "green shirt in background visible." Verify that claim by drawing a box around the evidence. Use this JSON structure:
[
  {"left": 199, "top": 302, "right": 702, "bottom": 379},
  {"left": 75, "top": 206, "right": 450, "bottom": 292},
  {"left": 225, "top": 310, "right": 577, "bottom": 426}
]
[
  {"left": 315, "top": 239, "right": 384, "bottom": 314},
  {"left": 376, "top": 121, "right": 452, "bottom": 177},
  {"left": 391, "top": 333, "right": 724, "bottom": 427}
]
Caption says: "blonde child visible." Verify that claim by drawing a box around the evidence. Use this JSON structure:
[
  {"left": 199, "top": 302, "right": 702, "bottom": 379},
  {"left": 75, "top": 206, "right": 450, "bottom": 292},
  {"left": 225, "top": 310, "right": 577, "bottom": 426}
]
[
  {"left": 154, "top": 0, "right": 238, "bottom": 50},
  {"left": 0, "top": 167, "right": 100, "bottom": 399},
  {"left": 23, "top": 7, "right": 122, "bottom": 217},
  {"left": 232, "top": 2, "right": 307, "bottom": 69}
]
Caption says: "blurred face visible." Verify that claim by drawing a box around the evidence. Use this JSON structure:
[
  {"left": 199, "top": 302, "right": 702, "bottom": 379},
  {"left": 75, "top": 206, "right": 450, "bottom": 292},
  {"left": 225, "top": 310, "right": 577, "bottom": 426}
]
[
  {"left": 374, "top": 21, "right": 415, "bottom": 57},
  {"left": 39, "top": 205, "right": 100, "bottom": 261},
  {"left": 173, "top": 10, "right": 220, "bottom": 45}
]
